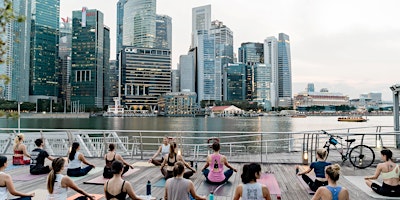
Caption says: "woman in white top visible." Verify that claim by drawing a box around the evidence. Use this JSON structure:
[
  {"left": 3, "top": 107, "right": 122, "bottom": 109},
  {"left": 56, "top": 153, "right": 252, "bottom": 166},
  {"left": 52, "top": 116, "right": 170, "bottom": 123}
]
[
  {"left": 0, "top": 155, "right": 35, "bottom": 200},
  {"left": 67, "top": 142, "right": 95, "bottom": 177},
  {"left": 47, "top": 157, "right": 94, "bottom": 200},
  {"left": 148, "top": 136, "right": 171, "bottom": 166},
  {"left": 233, "top": 163, "right": 271, "bottom": 200}
]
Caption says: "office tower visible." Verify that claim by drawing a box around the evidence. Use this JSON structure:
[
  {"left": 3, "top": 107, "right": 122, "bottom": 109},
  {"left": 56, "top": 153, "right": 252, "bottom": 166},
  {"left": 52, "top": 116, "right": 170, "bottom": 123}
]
[
  {"left": 179, "top": 49, "right": 196, "bottom": 93},
  {"left": 238, "top": 42, "right": 264, "bottom": 64},
  {"left": 155, "top": 15, "right": 172, "bottom": 50},
  {"left": 171, "top": 69, "right": 179, "bottom": 92},
  {"left": 104, "top": 60, "right": 118, "bottom": 106},
  {"left": 307, "top": 83, "right": 315, "bottom": 93},
  {"left": 277, "top": 33, "right": 292, "bottom": 107},
  {"left": 253, "top": 63, "right": 272, "bottom": 110},
  {"left": 29, "top": 0, "right": 60, "bottom": 103},
  {"left": 103, "top": 26, "right": 111, "bottom": 106},
  {"left": 123, "top": 0, "right": 156, "bottom": 48},
  {"left": 191, "top": 5, "right": 211, "bottom": 48},
  {"left": 116, "top": 0, "right": 127, "bottom": 54},
  {"left": 58, "top": 17, "right": 72, "bottom": 105},
  {"left": 121, "top": 47, "right": 171, "bottom": 111},
  {"left": 224, "top": 63, "right": 246, "bottom": 101},
  {"left": 264, "top": 36, "right": 278, "bottom": 108},
  {"left": 2, "top": 0, "right": 31, "bottom": 101},
  {"left": 71, "top": 8, "right": 107, "bottom": 108}
]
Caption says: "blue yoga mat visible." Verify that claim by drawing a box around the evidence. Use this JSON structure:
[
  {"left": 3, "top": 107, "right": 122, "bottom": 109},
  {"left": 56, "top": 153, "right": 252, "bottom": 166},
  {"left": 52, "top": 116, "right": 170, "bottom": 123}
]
[
  {"left": 5, "top": 164, "right": 25, "bottom": 171},
  {"left": 153, "top": 178, "right": 166, "bottom": 187}
]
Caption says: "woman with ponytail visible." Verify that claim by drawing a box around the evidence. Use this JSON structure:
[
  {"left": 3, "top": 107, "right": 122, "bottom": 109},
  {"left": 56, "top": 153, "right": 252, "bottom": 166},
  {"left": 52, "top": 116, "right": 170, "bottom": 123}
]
[
  {"left": 164, "top": 161, "right": 206, "bottom": 200},
  {"left": 103, "top": 143, "right": 134, "bottom": 179},
  {"left": 104, "top": 160, "right": 142, "bottom": 200},
  {"left": 13, "top": 133, "right": 31, "bottom": 165},
  {"left": 160, "top": 142, "right": 196, "bottom": 179},
  {"left": 47, "top": 157, "right": 94, "bottom": 200},
  {"left": 67, "top": 142, "right": 95, "bottom": 177},
  {"left": 312, "top": 164, "right": 349, "bottom": 200},
  {"left": 233, "top": 163, "right": 271, "bottom": 200},
  {"left": 0, "top": 155, "right": 35, "bottom": 200},
  {"left": 297, "top": 148, "right": 331, "bottom": 191}
]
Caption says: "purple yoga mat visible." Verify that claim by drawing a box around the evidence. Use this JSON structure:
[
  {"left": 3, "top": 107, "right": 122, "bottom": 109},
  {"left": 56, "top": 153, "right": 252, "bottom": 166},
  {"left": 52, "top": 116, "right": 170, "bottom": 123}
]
[
  {"left": 13, "top": 173, "right": 47, "bottom": 181},
  {"left": 257, "top": 173, "right": 282, "bottom": 199}
]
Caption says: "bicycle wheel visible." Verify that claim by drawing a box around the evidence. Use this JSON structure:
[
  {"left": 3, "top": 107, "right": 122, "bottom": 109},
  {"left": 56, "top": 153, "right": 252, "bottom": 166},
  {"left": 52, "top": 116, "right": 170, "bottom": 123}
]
[{"left": 349, "top": 145, "right": 375, "bottom": 169}]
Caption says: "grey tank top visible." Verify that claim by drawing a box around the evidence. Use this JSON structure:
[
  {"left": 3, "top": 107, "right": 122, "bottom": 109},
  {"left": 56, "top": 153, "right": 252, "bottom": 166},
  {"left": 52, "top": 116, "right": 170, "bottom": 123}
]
[{"left": 166, "top": 177, "right": 191, "bottom": 200}]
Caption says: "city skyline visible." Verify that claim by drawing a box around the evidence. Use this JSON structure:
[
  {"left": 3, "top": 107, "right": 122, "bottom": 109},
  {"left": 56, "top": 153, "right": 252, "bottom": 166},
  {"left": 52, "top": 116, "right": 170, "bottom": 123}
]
[{"left": 60, "top": 0, "right": 400, "bottom": 101}]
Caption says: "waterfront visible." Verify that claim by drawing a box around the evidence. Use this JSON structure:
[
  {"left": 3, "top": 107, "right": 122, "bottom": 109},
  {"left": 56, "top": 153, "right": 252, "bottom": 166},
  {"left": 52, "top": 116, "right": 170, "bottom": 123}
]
[{"left": 0, "top": 115, "right": 394, "bottom": 132}]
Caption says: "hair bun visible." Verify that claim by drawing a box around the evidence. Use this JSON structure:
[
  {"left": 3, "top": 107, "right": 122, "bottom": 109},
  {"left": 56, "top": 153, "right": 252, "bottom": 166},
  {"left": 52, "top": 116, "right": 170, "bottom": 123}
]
[{"left": 332, "top": 164, "right": 341, "bottom": 172}]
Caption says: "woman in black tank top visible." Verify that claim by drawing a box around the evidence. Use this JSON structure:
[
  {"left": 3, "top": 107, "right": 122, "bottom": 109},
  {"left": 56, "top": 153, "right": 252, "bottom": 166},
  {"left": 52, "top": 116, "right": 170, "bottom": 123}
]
[
  {"left": 104, "top": 160, "right": 142, "bottom": 200},
  {"left": 103, "top": 144, "right": 134, "bottom": 178},
  {"left": 160, "top": 142, "right": 196, "bottom": 179}
]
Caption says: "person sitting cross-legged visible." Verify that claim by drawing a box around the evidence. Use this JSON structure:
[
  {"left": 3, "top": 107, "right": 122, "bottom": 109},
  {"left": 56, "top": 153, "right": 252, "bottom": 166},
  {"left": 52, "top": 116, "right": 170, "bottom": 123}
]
[
  {"left": 233, "top": 163, "right": 271, "bottom": 200},
  {"left": 30, "top": 138, "right": 54, "bottom": 175},
  {"left": 311, "top": 164, "right": 349, "bottom": 200}
]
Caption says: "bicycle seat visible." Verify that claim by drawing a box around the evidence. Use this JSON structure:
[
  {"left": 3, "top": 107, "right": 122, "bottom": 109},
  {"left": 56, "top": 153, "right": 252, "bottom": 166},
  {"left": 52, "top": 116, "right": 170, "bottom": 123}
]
[{"left": 345, "top": 139, "right": 356, "bottom": 143}]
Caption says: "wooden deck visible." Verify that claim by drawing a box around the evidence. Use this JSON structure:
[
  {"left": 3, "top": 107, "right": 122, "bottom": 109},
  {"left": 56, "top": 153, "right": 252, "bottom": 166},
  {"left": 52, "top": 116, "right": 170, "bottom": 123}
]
[{"left": 5, "top": 150, "right": 399, "bottom": 200}]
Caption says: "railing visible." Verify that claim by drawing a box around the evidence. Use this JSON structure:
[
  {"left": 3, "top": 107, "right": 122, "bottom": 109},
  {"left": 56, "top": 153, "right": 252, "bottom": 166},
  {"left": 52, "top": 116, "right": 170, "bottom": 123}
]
[{"left": 0, "top": 126, "right": 398, "bottom": 164}]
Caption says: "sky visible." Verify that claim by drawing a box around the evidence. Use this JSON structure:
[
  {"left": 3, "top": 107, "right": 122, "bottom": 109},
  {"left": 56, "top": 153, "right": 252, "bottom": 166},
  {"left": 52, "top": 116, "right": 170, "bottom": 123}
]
[{"left": 60, "top": 0, "right": 400, "bottom": 101}]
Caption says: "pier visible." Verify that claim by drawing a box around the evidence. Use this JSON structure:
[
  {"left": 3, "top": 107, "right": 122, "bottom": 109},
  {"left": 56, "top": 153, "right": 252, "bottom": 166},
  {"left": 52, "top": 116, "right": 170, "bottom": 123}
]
[{"left": 1, "top": 127, "right": 400, "bottom": 199}]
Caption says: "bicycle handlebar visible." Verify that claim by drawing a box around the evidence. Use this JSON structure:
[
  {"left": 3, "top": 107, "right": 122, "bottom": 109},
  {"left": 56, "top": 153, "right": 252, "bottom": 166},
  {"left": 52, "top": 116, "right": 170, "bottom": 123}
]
[{"left": 321, "top": 130, "right": 342, "bottom": 139}]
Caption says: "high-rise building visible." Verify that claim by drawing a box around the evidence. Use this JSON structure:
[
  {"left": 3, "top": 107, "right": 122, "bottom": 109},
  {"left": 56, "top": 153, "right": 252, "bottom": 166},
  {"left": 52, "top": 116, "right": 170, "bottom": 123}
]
[
  {"left": 238, "top": 42, "right": 264, "bottom": 65},
  {"left": 224, "top": 63, "right": 246, "bottom": 101},
  {"left": 121, "top": 47, "right": 171, "bottom": 111},
  {"left": 123, "top": 0, "right": 156, "bottom": 48},
  {"left": 171, "top": 69, "right": 179, "bottom": 92},
  {"left": 277, "top": 33, "right": 292, "bottom": 107},
  {"left": 307, "top": 83, "right": 315, "bottom": 93},
  {"left": 2, "top": 0, "right": 32, "bottom": 102},
  {"left": 155, "top": 15, "right": 172, "bottom": 50},
  {"left": 29, "top": 0, "right": 60, "bottom": 103},
  {"left": 71, "top": 8, "right": 107, "bottom": 108},
  {"left": 104, "top": 60, "right": 118, "bottom": 106},
  {"left": 116, "top": 0, "right": 127, "bottom": 54},
  {"left": 179, "top": 49, "right": 196, "bottom": 93},
  {"left": 253, "top": 63, "right": 272, "bottom": 110},
  {"left": 191, "top": 5, "right": 211, "bottom": 48},
  {"left": 58, "top": 17, "right": 72, "bottom": 105},
  {"left": 264, "top": 36, "right": 278, "bottom": 108},
  {"left": 103, "top": 26, "right": 111, "bottom": 106}
]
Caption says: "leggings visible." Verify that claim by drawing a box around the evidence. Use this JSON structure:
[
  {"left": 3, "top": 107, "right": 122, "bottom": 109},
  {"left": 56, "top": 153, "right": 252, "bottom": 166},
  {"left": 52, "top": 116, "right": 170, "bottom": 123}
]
[
  {"left": 67, "top": 165, "right": 93, "bottom": 177},
  {"left": 161, "top": 168, "right": 194, "bottom": 179},
  {"left": 301, "top": 174, "right": 328, "bottom": 192},
  {"left": 371, "top": 182, "right": 400, "bottom": 197}
]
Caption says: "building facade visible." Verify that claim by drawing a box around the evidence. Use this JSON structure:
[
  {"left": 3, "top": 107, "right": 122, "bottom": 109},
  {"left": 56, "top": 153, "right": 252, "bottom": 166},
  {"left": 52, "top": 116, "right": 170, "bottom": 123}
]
[
  {"left": 155, "top": 15, "right": 172, "bottom": 50},
  {"left": 58, "top": 17, "right": 72, "bottom": 105},
  {"left": 179, "top": 49, "right": 196, "bottom": 93},
  {"left": 121, "top": 47, "right": 171, "bottom": 111},
  {"left": 159, "top": 92, "right": 198, "bottom": 116},
  {"left": 224, "top": 63, "right": 246, "bottom": 101},
  {"left": 264, "top": 36, "right": 278, "bottom": 108},
  {"left": 191, "top": 5, "right": 211, "bottom": 48},
  {"left": 104, "top": 60, "right": 119, "bottom": 106},
  {"left": 71, "top": 8, "right": 106, "bottom": 108},
  {"left": 253, "top": 63, "right": 272, "bottom": 110},
  {"left": 29, "top": 0, "right": 60, "bottom": 102},
  {"left": 116, "top": 0, "right": 127, "bottom": 54},
  {"left": 123, "top": 0, "right": 156, "bottom": 48},
  {"left": 277, "top": 33, "right": 292, "bottom": 107},
  {"left": 293, "top": 91, "right": 349, "bottom": 109}
]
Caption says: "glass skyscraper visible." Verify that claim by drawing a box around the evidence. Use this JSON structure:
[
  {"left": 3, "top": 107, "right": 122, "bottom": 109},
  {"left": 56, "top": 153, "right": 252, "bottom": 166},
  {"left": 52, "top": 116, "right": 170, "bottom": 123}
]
[
  {"left": 277, "top": 33, "right": 292, "bottom": 107},
  {"left": 116, "top": 0, "right": 127, "bottom": 54},
  {"left": 123, "top": 0, "right": 156, "bottom": 48},
  {"left": 58, "top": 17, "right": 72, "bottom": 105},
  {"left": 224, "top": 63, "right": 246, "bottom": 101},
  {"left": 29, "top": 0, "right": 60, "bottom": 101},
  {"left": 264, "top": 36, "right": 278, "bottom": 108},
  {"left": 155, "top": 15, "right": 172, "bottom": 50},
  {"left": 191, "top": 5, "right": 211, "bottom": 49},
  {"left": 71, "top": 8, "right": 107, "bottom": 108},
  {"left": 253, "top": 63, "right": 272, "bottom": 110}
]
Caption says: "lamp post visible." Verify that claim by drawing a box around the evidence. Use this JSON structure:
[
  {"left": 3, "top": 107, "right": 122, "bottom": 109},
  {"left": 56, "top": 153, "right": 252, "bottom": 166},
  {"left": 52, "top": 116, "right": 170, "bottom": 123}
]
[{"left": 390, "top": 84, "right": 400, "bottom": 148}]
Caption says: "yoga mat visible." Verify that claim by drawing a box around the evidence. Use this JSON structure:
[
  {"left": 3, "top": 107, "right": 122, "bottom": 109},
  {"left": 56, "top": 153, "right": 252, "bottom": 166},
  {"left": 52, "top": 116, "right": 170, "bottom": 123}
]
[
  {"left": 257, "top": 173, "right": 282, "bottom": 199},
  {"left": 84, "top": 168, "right": 140, "bottom": 185},
  {"left": 153, "top": 178, "right": 166, "bottom": 187},
  {"left": 13, "top": 173, "right": 47, "bottom": 181},
  {"left": 67, "top": 193, "right": 104, "bottom": 200},
  {"left": 296, "top": 175, "right": 315, "bottom": 195},
  {"left": 5, "top": 164, "right": 26, "bottom": 171},
  {"left": 69, "top": 167, "right": 103, "bottom": 182},
  {"left": 132, "top": 161, "right": 155, "bottom": 167},
  {"left": 137, "top": 195, "right": 156, "bottom": 200},
  {"left": 343, "top": 176, "right": 400, "bottom": 199},
  {"left": 31, "top": 189, "right": 49, "bottom": 200},
  {"left": 197, "top": 181, "right": 233, "bottom": 196}
]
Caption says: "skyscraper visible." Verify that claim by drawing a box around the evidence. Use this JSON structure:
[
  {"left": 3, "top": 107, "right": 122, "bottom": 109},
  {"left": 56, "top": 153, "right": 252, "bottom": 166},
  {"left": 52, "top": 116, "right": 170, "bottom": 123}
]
[
  {"left": 116, "top": 0, "right": 127, "bottom": 55},
  {"left": 104, "top": 60, "right": 118, "bottom": 106},
  {"left": 264, "top": 36, "right": 278, "bottom": 108},
  {"left": 71, "top": 8, "right": 107, "bottom": 108},
  {"left": 123, "top": 0, "right": 156, "bottom": 48},
  {"left": 253, "top": 63, "right": 272, "bottom": 110},
  {"left": 29, "top": 0, "right": 60, "bottom": 102},
  {"left": 3, "top": 0, "right": 31, "bottom": 102},
  {"left": 179, "top": 49, "right": 196, "bottom": 93},
  {"left": 191, "top": 5, "right": 211, "bottom": 48},
  {"left": 58, "top": 17, "right": 72, "bottom": 105},
  {"left": 224, "top": 63, "right": 246, "bottom": 101},
  {"left": 155, "top": 15, "right": 172, "bottom": 50},
  {"left": 277, "top": 33, "right": 292, "bottom": 107}
]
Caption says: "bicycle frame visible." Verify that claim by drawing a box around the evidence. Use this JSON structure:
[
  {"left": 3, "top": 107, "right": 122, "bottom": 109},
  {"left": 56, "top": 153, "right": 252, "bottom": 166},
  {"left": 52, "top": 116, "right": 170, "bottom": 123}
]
[{"left": 323, "top": 134, "right": 354, "bottom": 162}]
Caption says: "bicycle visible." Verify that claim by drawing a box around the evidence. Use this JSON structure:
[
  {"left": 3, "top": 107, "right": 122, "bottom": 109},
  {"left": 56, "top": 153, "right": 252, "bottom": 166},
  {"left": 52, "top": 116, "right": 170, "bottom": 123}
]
[{"left": 321, "top": 130, "right": 375, "bottom": 169}]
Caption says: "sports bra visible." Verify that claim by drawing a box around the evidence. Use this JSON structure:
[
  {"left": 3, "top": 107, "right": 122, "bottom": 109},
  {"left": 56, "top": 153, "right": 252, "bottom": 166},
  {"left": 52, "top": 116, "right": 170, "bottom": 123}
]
[
  {"left": 0, "top": 172, "right": 7, "bottom": 200},
  {"left": 381, "top": 164, "right": 400, "bottom": 179},
  {"left": 105, "top": 153, "right": 116, "bottom": 168},
  {"left": 105, "top": 180, "right": 127, "bottom": 200},
  {"left": 167, "top": 153, "right": 177, "bottom": 167},
  {"left": 326, "top": 185, "right": 342, "bottom": 200}
]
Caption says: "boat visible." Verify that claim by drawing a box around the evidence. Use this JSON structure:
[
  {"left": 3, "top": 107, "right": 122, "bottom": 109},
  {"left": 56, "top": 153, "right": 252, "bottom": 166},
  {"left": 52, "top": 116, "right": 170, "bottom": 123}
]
[
  {"left": 291, "top": 114, "right": 307, "bottom": 118},
  {"left": 337, "top": 116, "right": 367, "bottom": 122}
]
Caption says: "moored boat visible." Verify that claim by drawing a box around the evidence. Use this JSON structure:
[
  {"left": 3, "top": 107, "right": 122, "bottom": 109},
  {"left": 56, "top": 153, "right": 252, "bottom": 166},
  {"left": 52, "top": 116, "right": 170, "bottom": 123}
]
[{"left": 338, "top": 116, "right": 367, "bottom": 122}]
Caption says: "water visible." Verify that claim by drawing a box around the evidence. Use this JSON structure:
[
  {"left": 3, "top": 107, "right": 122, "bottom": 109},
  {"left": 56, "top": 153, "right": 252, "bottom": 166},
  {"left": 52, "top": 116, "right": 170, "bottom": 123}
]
[{"left": 0, "top": 115, "right": 394, "bottom": 132}]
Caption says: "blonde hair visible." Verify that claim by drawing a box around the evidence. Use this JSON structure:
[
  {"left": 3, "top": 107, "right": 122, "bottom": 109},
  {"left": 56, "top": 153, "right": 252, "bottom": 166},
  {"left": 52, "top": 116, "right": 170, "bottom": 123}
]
[
  {"left": 325, "top": 164, "right": 341, "bottom": 182},
  {"left": 13, "top": 133, "right": 25, "bottom": 149},
  {"left": 316, "top": 148, "right": 327, "bottom": 160}
]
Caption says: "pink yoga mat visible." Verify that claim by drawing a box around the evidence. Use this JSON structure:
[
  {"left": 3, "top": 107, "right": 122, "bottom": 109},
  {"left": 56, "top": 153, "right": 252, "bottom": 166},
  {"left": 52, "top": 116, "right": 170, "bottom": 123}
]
[
  {"left": 13, "top": 173, "right": 47, "bottom": 181},
  {"left": 257, "top": 173, "right": 282, "bottom": 199},
  {"left": 84, "top": 168, "right": 140, "bottom": 185}
]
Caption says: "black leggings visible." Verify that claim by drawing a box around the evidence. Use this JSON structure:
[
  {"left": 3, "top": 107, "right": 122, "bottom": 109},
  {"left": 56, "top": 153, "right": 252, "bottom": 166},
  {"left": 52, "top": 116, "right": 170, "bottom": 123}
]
[
  {"left": 371, "top": 182, "right": 400, "bottom": 197},
  {"left": 301, "top": 174, "right": 328, "bottom": 192}
]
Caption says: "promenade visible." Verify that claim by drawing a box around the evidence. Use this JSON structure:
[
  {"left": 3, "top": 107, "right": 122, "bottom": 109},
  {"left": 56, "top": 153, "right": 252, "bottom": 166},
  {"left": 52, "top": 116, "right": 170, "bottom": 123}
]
[{"left": 6, "top": 149, "right": 400, "bottom": 200}]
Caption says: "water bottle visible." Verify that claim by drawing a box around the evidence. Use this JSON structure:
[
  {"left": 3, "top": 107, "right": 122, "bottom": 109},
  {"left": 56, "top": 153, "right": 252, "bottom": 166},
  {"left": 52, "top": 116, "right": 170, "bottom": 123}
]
[
  {"left": 209, "top": 191, "right": 214, "bottom": 200},
  {"left": 195, "top": 162, "right": 198, "bottom": 170},
  {"left": 146, "top": 180, "right": 151, "bottom": 195}
]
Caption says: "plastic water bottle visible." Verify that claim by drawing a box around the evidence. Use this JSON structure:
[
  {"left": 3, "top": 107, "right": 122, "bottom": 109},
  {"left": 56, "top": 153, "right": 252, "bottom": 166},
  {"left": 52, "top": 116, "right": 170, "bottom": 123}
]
[
  {"left": 209, "top": 191, "right": 214, "bottom": 200},
  {"left": 146, "top": 180, "right": 151, "bottom": 195},
  {"left": 195, "top": 162, "right": 198, "bottom": 170}
]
